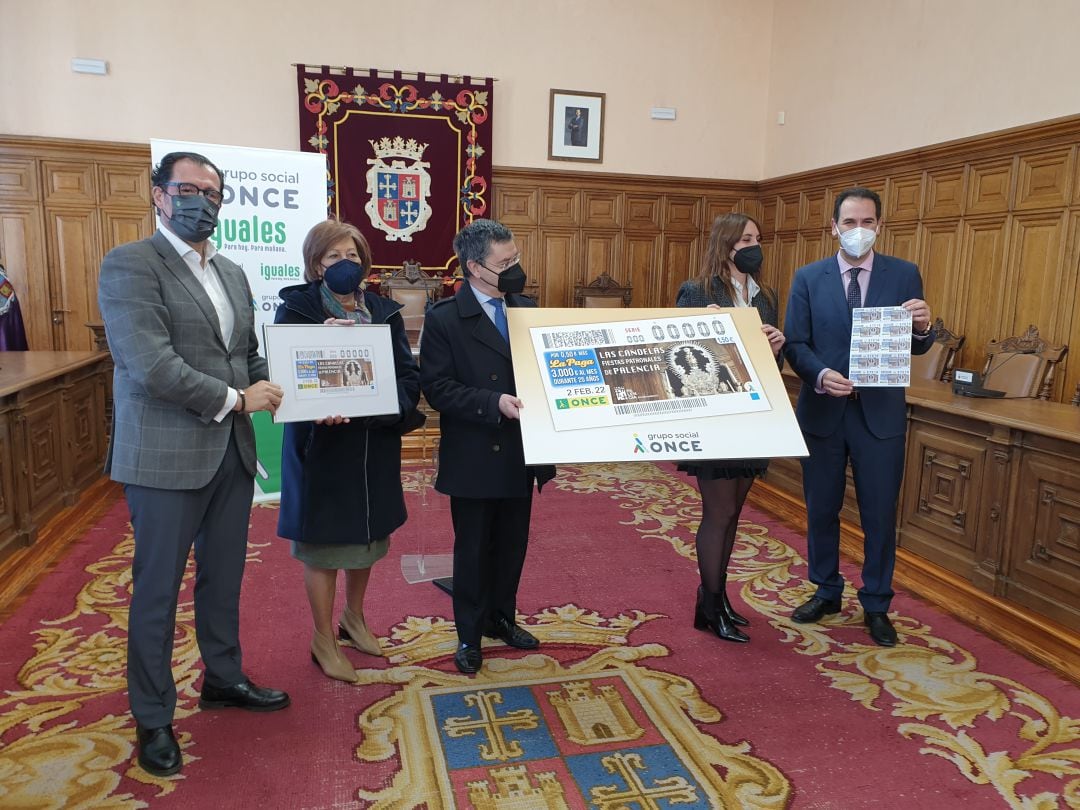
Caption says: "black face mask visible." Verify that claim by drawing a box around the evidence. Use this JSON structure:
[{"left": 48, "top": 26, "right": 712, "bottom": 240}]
[
  {"left": 731, "top": 244, "right": 764, "bottom": 276},
  {"left": 494, "top": 262, "right": 527, "bottom": 295},
  {"left": 167, "top": 194, "right": 220, "bottom": 243},
  {"left": 322, "top": 259, "right": 365, "bottom": 294}
]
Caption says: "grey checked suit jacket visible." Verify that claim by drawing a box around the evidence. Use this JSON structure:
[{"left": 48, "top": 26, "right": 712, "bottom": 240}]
[{"left": 98, "top": 230, "right": 268, "bottom": 489}]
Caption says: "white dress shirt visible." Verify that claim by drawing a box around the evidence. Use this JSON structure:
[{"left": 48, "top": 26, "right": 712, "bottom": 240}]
[{"left": 157, "top": 225, "right": 240, "bottom": 421}]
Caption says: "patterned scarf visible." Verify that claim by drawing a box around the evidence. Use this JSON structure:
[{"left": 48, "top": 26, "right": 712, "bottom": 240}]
[{"left": 320, "top": 282, "right": 372, "bottom": 324}]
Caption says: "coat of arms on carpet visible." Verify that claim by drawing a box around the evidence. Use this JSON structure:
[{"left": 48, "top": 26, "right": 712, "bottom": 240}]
[{"left": 353, "top": 606, "right": 790, "bottom": 809}]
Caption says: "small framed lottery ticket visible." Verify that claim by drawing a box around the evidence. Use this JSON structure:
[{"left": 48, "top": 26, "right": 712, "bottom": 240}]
[{"left": 262, "top": 323, "right": 400, "bottom": 423}]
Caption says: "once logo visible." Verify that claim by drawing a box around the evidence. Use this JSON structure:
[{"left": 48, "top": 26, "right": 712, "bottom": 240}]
[{"left": 555, "top": 396, "right": 608, "bottom": 410}]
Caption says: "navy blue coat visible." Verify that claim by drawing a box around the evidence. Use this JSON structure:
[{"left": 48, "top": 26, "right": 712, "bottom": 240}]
[
  {"left": 274, "top": 282, "right": 420, "bottom": 544},
  {"left": 783, "top": 252, "right": 931, "bottom": 440}
]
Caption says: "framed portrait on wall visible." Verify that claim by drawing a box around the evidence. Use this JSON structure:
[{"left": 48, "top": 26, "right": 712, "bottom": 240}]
[{"left": 548, "top": 89, "right": 605, "bottom": 163}]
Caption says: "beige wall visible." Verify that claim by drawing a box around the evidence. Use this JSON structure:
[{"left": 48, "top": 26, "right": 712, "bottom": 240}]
[
  {"left": 764, "top": 0, "right": 1080, "bottom": 178},
  {"left": 6, "top": 1, "right": 1080, "bottom": 182},
  {"left": 0, "top": 0, "right": 774, "bottom": 181}
]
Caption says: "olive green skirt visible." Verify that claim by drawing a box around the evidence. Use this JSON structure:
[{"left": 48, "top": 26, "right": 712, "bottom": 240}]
[{"left": 290, "top": 537, "right": 390, "bottom": 569}]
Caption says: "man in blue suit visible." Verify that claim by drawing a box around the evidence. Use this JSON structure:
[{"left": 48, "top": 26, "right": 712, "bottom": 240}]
[{"left": 783, "top": 187, "right": 933, "bottom": 646}]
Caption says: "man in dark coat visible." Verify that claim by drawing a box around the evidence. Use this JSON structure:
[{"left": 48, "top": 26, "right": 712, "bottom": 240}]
[{"left": 419, "top": 219, "right": 556, "bottom": 674}]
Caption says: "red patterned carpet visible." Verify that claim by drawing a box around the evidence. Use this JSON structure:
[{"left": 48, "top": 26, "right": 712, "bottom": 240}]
[{"left": 1, "top": 462, "right": 1078, "bottom": 809}]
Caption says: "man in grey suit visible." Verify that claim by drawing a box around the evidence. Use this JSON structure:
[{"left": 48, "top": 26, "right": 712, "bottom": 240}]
[{"left": 99, "top": 152, "right": 289, "bottom": 777}]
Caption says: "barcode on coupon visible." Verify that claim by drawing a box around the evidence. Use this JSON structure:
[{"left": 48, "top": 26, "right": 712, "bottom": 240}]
[
  {"left": 612, "top": 397, "right": 708, "bottom": 416},
  {"left": 541, "top": 329, "right": 616, "bottom": 349}
]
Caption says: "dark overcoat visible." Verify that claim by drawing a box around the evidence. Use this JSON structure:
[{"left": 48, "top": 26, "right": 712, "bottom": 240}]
[
  {"left": 274, "top": 282, "right": 420, "bottom": 544},
  {"left": 419, "top": 282, "right": 555, "bottom": 498}
]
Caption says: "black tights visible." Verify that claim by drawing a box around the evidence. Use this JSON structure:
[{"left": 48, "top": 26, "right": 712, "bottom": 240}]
[{"left": 695, "top": 475, "right": 755, "bottom": 594}]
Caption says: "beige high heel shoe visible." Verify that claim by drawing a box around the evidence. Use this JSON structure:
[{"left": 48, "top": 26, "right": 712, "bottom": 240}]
[
  {"left": 338, "top": 606, "right": 383, "bottom": 657},
  {"left": 311, "top": 630, "right": 359, "bottom": 683}
]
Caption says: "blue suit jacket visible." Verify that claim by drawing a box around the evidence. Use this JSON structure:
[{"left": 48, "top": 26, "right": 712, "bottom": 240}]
[{"left": 783, "top": 252, "right": 931, "bottom": 440}]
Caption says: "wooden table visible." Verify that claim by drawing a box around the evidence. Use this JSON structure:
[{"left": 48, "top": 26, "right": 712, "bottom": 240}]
[
  {"left": 759, "top": 372, "right": 1080, "bottom": 677},
  {"left": 0, "top": 351, "right": 111, "bottom": 560}
]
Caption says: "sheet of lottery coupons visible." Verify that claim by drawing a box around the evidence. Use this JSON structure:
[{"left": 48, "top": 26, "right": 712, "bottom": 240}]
[{"left": 848, "top": 306, "right": 913, "bottom": 387}]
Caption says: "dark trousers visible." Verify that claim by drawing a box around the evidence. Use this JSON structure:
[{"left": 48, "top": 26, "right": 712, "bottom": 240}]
[
  {"left": 800, "top": 400, "right": 906, "bottom": 613},
  {"left": 450, "top": 494, "right": 533, "bottom": 647},
  {"left": 123, "top": 433, "right": 254, "bottom": 727}
]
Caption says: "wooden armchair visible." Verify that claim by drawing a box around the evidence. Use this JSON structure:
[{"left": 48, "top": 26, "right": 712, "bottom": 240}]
[
  {"left": 380, "top": 260, "right": 442, "bottom": 348},
  {"left": 981, "top": 325, "right": 1068, "bottom": 400},
  {"left": 573, "top": 272, "right": 632, "bottom": 308},
  {"left": 910, "top": 317, "right": 965, "bottom": 383}
]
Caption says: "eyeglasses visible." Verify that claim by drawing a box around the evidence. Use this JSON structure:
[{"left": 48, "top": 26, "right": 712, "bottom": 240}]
[
  {"left": 159, "top": 181, "right": 224, "bottom": 206},
  {"left": 478, "top": 254, "right": 520, "bottom": 273}
]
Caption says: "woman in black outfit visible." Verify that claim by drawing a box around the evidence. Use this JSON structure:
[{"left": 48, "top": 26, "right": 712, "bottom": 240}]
[{"left": 674, "top": 213, "right": 785, "bottom": 642}]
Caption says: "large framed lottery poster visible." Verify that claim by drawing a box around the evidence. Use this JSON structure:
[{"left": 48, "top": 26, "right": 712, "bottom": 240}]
[{"left": 509, "top": 308, "right": 808, "bottom": 465}]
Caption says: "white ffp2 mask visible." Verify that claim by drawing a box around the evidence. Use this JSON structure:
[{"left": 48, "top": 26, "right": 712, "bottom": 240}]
[{"left": 838, "top": 227, "right": 876, "bottom": 258}]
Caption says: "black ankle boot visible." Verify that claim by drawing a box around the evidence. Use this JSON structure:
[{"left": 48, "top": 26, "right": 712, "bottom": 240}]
[
  {"left": 694, "top": 586, "right": 749, "bottom": 643},
  {"left": 719, "top": 576, "right": 749, "bottom": 627}
]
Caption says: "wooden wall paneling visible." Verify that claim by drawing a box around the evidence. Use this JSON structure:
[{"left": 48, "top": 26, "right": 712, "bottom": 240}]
[
  {"left": 800, "top": 189, "right": 828, "bottom": 230},
  {"left": 0, "top": 206, "right": 51, "bottom": 350},
  {"left": 849, "top": 178, "right": 887, "bottom": 208},
  {"left": 924, "top": 167, "right": 967, "bottom": 220},
  {"left": 760, "top": 196, "right": 778, "bottom": 236},
  {"left": 662, "top": 195, "right": 703, "bottom": 234},
  {"left": 657, "top": 234, "right": 698, "bottom": 307},
  {"left": 582, "top": 191, "right": 622, "bottom": 229},
  {"left": 796, "top": 231, "right": 830, "bottom": 269},
  {"left": 0, "top": 158, "right": 38, "bottom": 202},
  {"left": 736, "top": 197, "right": 763, "bottom": 222},
  {"left": 704, "top": 197, "right": 737, "bottom": 228},
  {"left": 538, "top": 229, "right": 578, "bottom": 308},
  {"left": 41, "top": 161, "right": 96, "bottom": 207},
  {"left": 917, "top": 220, "right": 961, "bottom": 325},
  {"left": 44, "top": 208, "right": 101, "bottom": 352},
  {"left": 98, "top": 163, "right": 152, "bottom": 208},
  {"left": 1014, "top": 147, "right": 1073, "bottom": 212},
  {"left": 539, "top": 189, "right": 579, "bottom": 227},
  {"left": 955, "top": 215, "right": 1011, "bottom": 372},
  {"left": 493, "top": 185, "right": 539, "bottom": 227},
  {"left": 1057, "top": 211, "right": 1080, "bottom": 401},
  {"left": 772, "top": 233, "right": 800, "bottom": 327},
  {"left": 776, "top": 192, "right": 801, "bottom": 232},
  {"left": 581, "top": 230, "right": 622, "bottom": 285},
  {"left": 624, "top": 195, "right": 662, "bottom": 232},
  {"left": 622, "top": 234, "right": 661, "bottom": 307},
  {"left": 512, "top": 228, "right": 539, "bottom": 295},
  {"left": 100, "top": 208, "right": 154, "bottom": 254},
  {"left": 966, "top": 157, "right": 1016, "bottom": 215},
  {"left": 881, "top": 221, "right": 921, "bottom": 265},
  {"left": 885, "top": 173, "right": 925, "bottom": 222},
  {"left": 1006, "top": 211, "right": 1069, "bottom": 361}
]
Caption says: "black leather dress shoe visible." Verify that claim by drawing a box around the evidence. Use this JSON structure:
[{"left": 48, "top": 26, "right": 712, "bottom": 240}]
[
  {"left": 199, "top": 678, "right": 291, "bottom": 712},
  {"left": 483, "top": 615, "right": 540, "bottom": 649},
  {"left": 136, "top": 724, "right": 182, "bottom": 777},
  {"left": 454, "top": 644, "right": 482, "bottom": 674},
  {"left": 791, "top": 596, "right": 843, "bottom": 624},
  {"left": 864, "top": 612, "right": 898, "bottom": 647}
]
